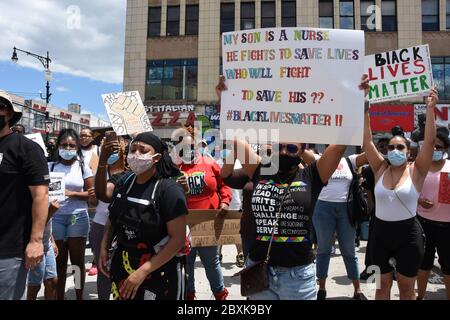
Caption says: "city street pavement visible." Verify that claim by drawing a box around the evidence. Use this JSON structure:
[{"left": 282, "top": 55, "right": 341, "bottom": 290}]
[{"left": 36, "top": 241, "right": 447, "bottom": 300}]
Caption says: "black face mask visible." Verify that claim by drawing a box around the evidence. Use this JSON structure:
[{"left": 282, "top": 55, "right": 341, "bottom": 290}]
[
  {"left": 0, "top": 115, "right": 8, "bottom": 131},
  {"left": 278, "top": 154, "right": 301, "bottom": 173},
  {"left": 47, "top": 144, "right": 56, "bottom": 151}
]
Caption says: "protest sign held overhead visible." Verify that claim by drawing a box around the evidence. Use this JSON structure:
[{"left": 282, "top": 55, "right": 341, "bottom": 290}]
[
  {"left": 366, "top": 45, "right": 434, "bottom": 103},
  {"left": 102, "top": 91, "right": 153, "bottom": 136},
  {"left": 220, "top": 27, "right": 365, "bottom": 146}
]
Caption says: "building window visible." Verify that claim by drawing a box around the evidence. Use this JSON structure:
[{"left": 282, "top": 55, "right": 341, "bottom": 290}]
[
  {"left": 148, "top": 7, "right": 161, "bottom": 37},
  {"left": 382, "top": 0, "right": 397, "bottom": 31},
  {"left": 167, "top": 6, "right": 180, "bottom": 36},
  {"left": 185, "top": 5, "right": 199, "bottom": 35},
  {"left": 432, "top": 57, "right": 450, "bottom": 101},
  {"left": 319, "top": 0, "right": 334, "bottom": 28},
  {"left": 340, "top": 1, "right": 355, "bottom": 29},
  {"left": 146, "top": 59, "right": 198, "bottom": 101},
  {"left": 220, "top": 3, "right": 235, "bottom": 33},
  {"left": 447, "top": 0, "right": 450, "bottom": 29},
  {"left": 422, "top": 0, "right": 439, "bottom": 31},
  {"left": 281, "top": 0, "right": 296, "bottom": 27},
  {"left": 261, "top": 1, "right": 276, "bottom": 28},
  {"left": 241, "top": 2, "right": 255, "bottom": 30},
  {"left": 361, "top": 0, "right": 375, "bottom": 31}
]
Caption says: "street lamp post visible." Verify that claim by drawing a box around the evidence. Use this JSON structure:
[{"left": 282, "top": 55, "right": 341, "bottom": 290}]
[{"left": 12, "top": 47, "right": 53, "bottom": 141}]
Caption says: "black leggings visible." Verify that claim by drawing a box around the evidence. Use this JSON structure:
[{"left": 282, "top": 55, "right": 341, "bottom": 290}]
[
  {"left": 418, "top": 216, "right": 450, "bottom": 275},
  {"left": 371, "top": 217, "right": 425, "bottom": 277}
]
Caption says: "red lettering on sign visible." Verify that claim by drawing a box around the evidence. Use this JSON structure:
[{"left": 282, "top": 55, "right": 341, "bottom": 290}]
[
  {"left": 151, "top": 112, "right": 164, "bottom": 127},
  {"left": 185, "top": 112, "right": 197, "bottom": 127},
  {"left": 168, "top": 112, "right": 181, "bottom": 127}
]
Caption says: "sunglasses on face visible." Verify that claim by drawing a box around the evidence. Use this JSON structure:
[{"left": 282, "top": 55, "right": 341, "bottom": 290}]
[
  {"left": 60, "top": 143, "right": 77, "bottom": 149},
  {"left": 273, "top": 143, "right": 299, "bottom": 154},
  {"left": 387, "top": 144, "right": 406, "bottom": 151},
  {"left": 435, "top": 145, "right": 446, "bottom": 150}
]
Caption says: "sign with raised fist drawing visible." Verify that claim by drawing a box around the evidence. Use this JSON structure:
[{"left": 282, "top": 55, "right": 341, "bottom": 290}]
[{"left": 102, "top": 91, "right": 153, "bottom": 135}]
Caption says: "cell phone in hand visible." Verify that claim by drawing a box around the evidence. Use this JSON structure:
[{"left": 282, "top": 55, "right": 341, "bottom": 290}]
[{"left": 105, "top": 131, "right": 118, "bottom": 143}]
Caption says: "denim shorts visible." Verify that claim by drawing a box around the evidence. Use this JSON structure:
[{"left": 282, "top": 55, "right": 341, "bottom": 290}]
[
  {"left": 246, "top": 258, "right": 317, "bottom": 300},
  {"left": 27, "top": 240, "right": 57, "bottom": 286},
  {"left": 52, "top": 211, "right": 90, "bottom": 241}
]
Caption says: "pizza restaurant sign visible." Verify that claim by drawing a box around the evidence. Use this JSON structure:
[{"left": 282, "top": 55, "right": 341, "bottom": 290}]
[{"left": 146, "top": 104, "right": 199, "bottom": 127}]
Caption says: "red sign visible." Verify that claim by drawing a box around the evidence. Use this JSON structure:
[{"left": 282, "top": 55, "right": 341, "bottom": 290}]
[
  {"left": 369, "top": 105, "right": 414, "bottom": 132},
  {"left": 151, "top": 112, "right": 197, "bottom": 128},
  {"left": 438, "top": 172, "right": 450, "bottom": 204}
]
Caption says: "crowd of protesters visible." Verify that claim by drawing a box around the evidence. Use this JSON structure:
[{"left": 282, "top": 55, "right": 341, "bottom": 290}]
[{"left": 0, "top": 75, "right": 449, "bottom": 301}]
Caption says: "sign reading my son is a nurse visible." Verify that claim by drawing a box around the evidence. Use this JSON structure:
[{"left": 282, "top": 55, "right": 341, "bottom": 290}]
[{"left": 220, "top": 28, "right": 365, "bottom": 146}]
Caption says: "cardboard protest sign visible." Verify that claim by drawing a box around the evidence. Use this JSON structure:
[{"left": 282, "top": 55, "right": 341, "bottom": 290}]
[
  {"left": 102, "top": 91, "right": 152, "bottom": 136},
  {"left": 366, "top": 45, "right": 433, "bottom": 103},
  {"left": 369, "top": 105, "right": 414, "bottom": 132},
  {"left": 220, "top": 27, "right": 365, "bottom": 145},
  {"left": 187, "top": 210, "right": 242, "bottom": 247},
  {"left": 25, "top": 133, "right": 48, "bottom": 157},
  {"left": 49, "top": 172, "right": 65, "bottom": 202}
]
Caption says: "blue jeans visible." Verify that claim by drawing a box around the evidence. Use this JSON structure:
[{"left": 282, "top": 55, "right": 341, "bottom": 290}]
[
  {"left": 246, "top": 258, "right": 317, "bottom": 300},
  {"left": 0, "top": 257, "right": 28, "bottom": 300},
  {"left": 312, "top": 200, "right": 359, "bottom": 280},
  {"left": 241, "top": 236, "right": 256, "bottom": 260},
  {"left": 27, "top": 240, "right": 57, "bottom": 286},
  {"left": 186, "top": 246, "right": 224, "bottom": 294},
  {"left": 52, "top": 211, "right": 90, "bottom": 241}
]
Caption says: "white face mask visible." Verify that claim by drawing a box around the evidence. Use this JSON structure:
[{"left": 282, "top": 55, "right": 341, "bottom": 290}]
[{"left": 127, "top": 152, "right": 160, "bottom": 175}]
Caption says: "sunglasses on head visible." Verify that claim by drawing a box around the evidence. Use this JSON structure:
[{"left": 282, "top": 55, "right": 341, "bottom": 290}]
[
  {"left": 273, "top": 143, "right": 299, "bottom": 154},
  {"left": 387, "top": 144, "right": 406, "bottom": 151}
]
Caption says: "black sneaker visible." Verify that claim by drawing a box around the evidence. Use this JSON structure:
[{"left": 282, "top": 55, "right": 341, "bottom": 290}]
[
  {"left": 317, "top": 289, "right": 327, "bottom": 300},
  {"left": 359, "top": 270, "right": 370, "bottom": 281},
  {"left": 353, "top": 292, "right": 368, "bottom": 300}
]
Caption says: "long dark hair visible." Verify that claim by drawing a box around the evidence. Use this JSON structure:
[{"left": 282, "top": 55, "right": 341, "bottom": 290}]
[{"left": 56, "top": 128, "right": 85, "bottom": 171}]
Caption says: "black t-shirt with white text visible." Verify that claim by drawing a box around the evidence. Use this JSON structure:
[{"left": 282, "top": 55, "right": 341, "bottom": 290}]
[
  {"left": 0, "top": 133, "right": 50, "bottom": 258},
  {"left": 249, "top": 161, "right": 325, "bottom": 267}
]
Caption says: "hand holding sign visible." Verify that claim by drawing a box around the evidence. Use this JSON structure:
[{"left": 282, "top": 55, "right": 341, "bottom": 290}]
[
  {"left": 216, "top": 75, "right": 227, "bottom": 100},
  {"left": 426, "top": 88, "right": 439, "bottom": 109}
]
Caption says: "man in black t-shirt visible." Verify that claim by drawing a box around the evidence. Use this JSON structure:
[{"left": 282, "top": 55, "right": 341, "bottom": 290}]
[{"left": 0, "top": 91, "right": 50, "bottom": 300}]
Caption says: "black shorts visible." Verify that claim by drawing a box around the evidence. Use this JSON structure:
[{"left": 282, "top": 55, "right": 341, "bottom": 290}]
[
  {"left": 371, "top": 217, "right": 425, "bottom": 277},
  {"left": 418, "top": 216, "right": 450, "bottom": 275}
]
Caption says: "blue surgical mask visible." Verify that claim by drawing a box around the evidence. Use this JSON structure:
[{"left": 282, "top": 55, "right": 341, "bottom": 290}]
[
  {"left": 388, "top": 150, "right": 407, "bottom": 166},
  {"left": 59, "top": 149, "right": 78, "bottom": 161},
  {"left": 432, "top": 150, "right": 444, "bottom": 162},
  {"left": 107, "top": 153, "right": 120, "bottom": 165}
]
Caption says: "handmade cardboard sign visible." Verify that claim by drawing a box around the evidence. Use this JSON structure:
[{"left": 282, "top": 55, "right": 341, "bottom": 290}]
[{"left": 187, "top": 210, "right": 242, "bottom": 247}]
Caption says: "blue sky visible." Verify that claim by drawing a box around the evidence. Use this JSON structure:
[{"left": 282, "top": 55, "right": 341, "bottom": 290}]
[
  {"left": 0, "top": 0, "right": 126, "bottom": 119},
  {"left": 0, "top": 61, "right": 122, "bottom": 118}
]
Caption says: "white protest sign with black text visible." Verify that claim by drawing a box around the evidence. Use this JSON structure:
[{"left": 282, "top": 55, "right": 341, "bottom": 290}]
[
  {"left": 366, "top": 45, "right": 433, "bottom": 103},
  {"left": 49, "top": 172, "right": 65, "bottom": 202},
  {"left": 220, "top": 27, "right": 365, "bottom": 145},
  {"left": 102, "top": 91, "right": 153, "bottom": 136}
]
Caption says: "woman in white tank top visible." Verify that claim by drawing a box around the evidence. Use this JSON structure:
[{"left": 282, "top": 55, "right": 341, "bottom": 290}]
[{"left": 363, "top": 78, "right": 438, "bottom": 300}]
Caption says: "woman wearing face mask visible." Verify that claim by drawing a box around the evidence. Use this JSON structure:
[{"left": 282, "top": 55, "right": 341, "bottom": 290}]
[
  {"left": 363, "top": 87, "right": 438, "bottom": 300},
  {"left": 171, "top": 126, "right": 232, "bottom": 300},
  {"left": 86, "top": 137, "right": 127, "bottom": 300},
  {"left": 96, "top": 132, "right": 188, "bottom": 300},
  {"left": 215, "top": 75, "right": 368, "bottom": 300},
  {"left": 416, "top": 126, "right": 450, "bottom": 300},
  {"left": 49, "top": 129, "right": 94, "bottom": 300}
]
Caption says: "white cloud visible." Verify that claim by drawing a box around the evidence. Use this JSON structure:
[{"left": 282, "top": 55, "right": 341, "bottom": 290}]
[
  {"left": 0, "top": 0, "right": 126, "bottom": 84},
  {"left": 55, "top": 86, "right": 69, "bottom": 92}
]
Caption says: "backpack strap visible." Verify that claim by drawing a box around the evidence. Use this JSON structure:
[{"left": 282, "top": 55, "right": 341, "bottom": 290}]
[{"left": 50, "top": 162, "right": 56, "bottom": 172}]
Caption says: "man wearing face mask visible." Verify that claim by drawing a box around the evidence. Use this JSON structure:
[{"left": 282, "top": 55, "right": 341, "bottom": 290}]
[
  {"left": 363, "top": 88, "right": 439, "bottom": 300},
  {"left": 0, "top": 91, "right": 50, "bottom": 300},
  {"left": 416, "top": 126, "right": 450, "bottom": 300},
  {"left": 96, "top": 132, "right": 188, "bottom": 300},
  {"left": 46, "top": 138, "right": 58, "bottom": 162}
]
